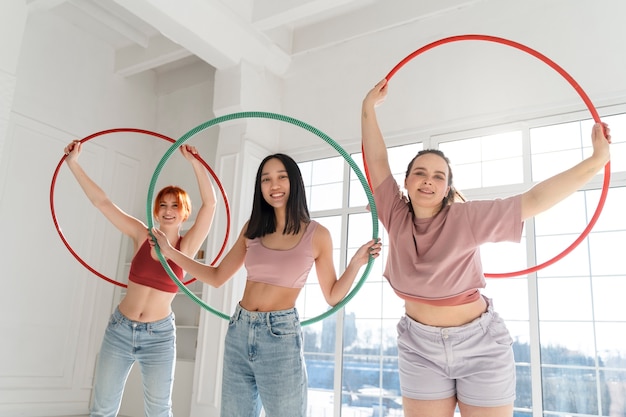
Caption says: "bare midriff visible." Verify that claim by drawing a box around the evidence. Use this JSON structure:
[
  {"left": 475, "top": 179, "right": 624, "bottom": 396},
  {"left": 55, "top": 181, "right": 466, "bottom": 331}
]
[
  {"left": 239, "top": 280, "right": 302, "bottom": 312},
  {"left": 404, "top": 295, "right": 488, "bottom": 327},
  {"left": 118, "top": 281, "right": 176, "bottom": 322}
]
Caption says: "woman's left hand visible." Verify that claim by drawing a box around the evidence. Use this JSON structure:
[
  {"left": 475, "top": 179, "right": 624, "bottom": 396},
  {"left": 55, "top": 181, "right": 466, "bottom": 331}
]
[
  {"left": 180, "top": 144, "right": 200, "bottom": 162},
  {"left": 353, "top": 238, "right": 382, "bottom": 266}
]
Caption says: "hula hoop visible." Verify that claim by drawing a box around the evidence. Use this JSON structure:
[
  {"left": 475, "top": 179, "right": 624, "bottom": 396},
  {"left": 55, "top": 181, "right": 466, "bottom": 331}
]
[
  {"left": 147, "top": 112, "right": 379, "bottom": 325},
  {"left": 362, "top": 34, "right": 610, "bottom": 278},
  {"left": 50, "top": 128, "right": 232, "bottom": 287}
]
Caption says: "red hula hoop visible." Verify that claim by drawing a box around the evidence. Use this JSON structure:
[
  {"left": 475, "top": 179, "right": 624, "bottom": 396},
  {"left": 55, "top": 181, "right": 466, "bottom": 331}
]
[
  {"left": 362, "top": 34, "right": 611, "bottom": 278},
  {"left": 50, "top": 128, "right": 232, "bottom": 287}
]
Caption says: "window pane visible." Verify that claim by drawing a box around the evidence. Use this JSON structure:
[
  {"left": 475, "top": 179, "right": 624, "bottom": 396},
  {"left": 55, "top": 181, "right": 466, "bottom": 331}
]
[
  {"left": 539, "top": 322, "right": 596, "bottom": 364},
  {"left": 592, "top": 276, "right": 626, "bottom": 321},
  {"left": 515, "top": 364, "right": 533, "bottom": 410},
  {"left": 350, "top": 143, "right": 422, "bottom": 208},
  {"left": 309, "top": 182, "right": 343, "bottom": 211},
  {"left": 440, "top": 130, "right": 523, "bottom": 189},
  {"left": 300, "top": 156, "right": 344, "bottom": 210},
  {"left": 348, "top": 151, "right": 370, "bottom": 208},
  {"left": 538, "top": 277, "right": 593, "bottom": 321},
  {"left": 602, "top": 113, "right": 626, "bottom": 173},
  {"left": 530, "top": 121, "right": 588, "bottom": 182},
  {"left": 534, "top": 192, "right": 588, "bottom": 235},
  {"left": 481, "top": 237, "right": 527, "bottom": 275},
  {"left": 530, "top": 121, "right": 582, "bottom": 154},
  {"left": 587, "top": 187, "right": 626, "bottom": 231},
  {"left": 483, "top": 278, "right": 529, "bottom": 321},
  {"left": 589, "top": 231, "right": 626, "bottom": 276},
  {"left": 542, "top": 367, "right": 600, "bottom": 415},
  {"left": 388, "top": 143, "right": 422, "bottom": 177}
]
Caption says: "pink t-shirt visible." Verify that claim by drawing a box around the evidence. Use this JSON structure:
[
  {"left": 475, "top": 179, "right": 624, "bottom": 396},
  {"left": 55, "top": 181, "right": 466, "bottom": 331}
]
[
  {"left": 245, "top": 221, "right": 318, "bottom": 289},
  {"left": 374, "top": 174, "right": 523, "bottom": 306}
]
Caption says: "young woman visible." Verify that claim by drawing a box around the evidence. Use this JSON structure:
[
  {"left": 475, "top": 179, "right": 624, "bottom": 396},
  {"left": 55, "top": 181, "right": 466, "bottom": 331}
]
[
  {"left": 150, "top": 153, "right": 382, "bottom": 417},
  {"left": 63, "top": 140, "right": 216, "bottom": 417},
  {"left": 361, "top": 79, "right": 611, "bottom": 417}
]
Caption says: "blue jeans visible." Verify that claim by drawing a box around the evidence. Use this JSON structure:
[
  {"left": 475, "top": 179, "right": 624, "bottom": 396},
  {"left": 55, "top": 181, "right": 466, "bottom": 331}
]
[
  {"left": 221, "top": 304, "right": 307, "bottom": 417},
  {"left": 90, "top": 307, "right": 176, "bottom": 417}
]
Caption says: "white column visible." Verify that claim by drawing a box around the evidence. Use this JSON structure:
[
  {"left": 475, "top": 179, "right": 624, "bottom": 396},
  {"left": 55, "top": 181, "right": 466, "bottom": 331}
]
[
  {"left": 190, "top": 60, "right": 284, "bottom": 417},
  {"left": 0, "top": 0, "right": 28, "bottom": 188}
]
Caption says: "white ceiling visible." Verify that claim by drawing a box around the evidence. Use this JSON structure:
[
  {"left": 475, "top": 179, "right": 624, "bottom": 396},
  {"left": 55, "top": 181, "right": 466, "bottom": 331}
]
[{"left": 28, "top": 0, "right": 487, "bottom": 76}]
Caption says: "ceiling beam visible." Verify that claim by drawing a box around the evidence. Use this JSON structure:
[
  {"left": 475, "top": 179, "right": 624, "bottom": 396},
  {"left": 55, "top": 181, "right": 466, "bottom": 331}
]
[
  {"left": 26, "top": 0, "right": 68, "bottom": 13},
  {"left": 69, "top": 0, "right": 150, "bottom": 47},
  {"left": 292, "top": 0, "right": 487, "bottom": 55},
  {"left": 115, "top": 35, "right": 193, "bottom": 77},
  {"left": 112, "top": 0, "right": 291, "bottom": 75},
  {"left": 251, "top": 0, "right": 366, "bottom": 30}
]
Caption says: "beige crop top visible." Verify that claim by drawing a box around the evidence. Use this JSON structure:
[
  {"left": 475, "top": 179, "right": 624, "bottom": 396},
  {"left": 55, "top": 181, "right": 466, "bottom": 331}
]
[{"left": 244, "top": 221, "right": 318, "bottom": 289}]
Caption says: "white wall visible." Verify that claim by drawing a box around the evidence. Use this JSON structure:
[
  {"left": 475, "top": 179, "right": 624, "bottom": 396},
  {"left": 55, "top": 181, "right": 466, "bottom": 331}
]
[
  {"left": 280, "top": 0, "right": 626, "bottom": 159},
  {"left": 0, "top": 7, "right": 214, "bottom": 417}
]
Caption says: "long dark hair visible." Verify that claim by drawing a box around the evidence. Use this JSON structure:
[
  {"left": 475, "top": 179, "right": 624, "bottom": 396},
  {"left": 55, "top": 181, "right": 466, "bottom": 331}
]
[
  {"left": 245, "top": 153, "right": 310, "bottom": 239},
  {"left": 405, "top": 149, "right": 465, "bottom": 213}
]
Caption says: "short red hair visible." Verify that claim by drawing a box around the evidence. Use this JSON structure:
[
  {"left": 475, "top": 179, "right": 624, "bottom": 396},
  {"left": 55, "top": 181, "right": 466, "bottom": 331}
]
[{"left": 153, "top": 186, "right": 192, "bottom": 222}]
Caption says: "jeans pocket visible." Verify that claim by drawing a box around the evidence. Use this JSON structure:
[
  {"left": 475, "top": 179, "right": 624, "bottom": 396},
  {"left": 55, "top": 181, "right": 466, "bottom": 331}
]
[
  {"left": 109, "top": 313, "right": 122, "bottom": 328},
  {"left": 268, "top": 317, "right": 299, "bottom": 337},
  {"left": 487, "top": 317, "right": 513, "bottom": 346}
]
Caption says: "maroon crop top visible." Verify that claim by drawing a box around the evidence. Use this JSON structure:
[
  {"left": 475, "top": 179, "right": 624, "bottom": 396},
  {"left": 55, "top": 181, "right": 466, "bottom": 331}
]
[
  {"left": 244, "top": 221, "right": 318, "bottom": 289},
  {"left": 128, "top": 238, "right": 184, "bottom": 293}
]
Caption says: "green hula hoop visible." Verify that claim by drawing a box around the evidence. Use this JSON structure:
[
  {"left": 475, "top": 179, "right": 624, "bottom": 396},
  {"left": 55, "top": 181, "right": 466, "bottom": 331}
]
[{"left": 147, "top": 111, "right": 379, "bottom": 326}]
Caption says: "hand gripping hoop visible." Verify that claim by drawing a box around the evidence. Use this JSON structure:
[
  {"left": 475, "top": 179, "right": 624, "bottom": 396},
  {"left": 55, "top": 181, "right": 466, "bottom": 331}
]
[
  {"left": 50, "top": 128, "right": 231, "bottom": 287},
  {"left": 147, "top": 112, "right": 379, "bottom": 325},
  {"left": 362, "top": 34, "right": 610, "bottom": 278}
]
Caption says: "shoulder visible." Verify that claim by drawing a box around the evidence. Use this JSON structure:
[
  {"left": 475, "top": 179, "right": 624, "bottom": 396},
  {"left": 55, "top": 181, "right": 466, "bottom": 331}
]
[
  {"left": 452, "top": 195, "right": 520, "bottom": 211},
  {"left": 311, "top": 222, "right": 332, "bottom": 251}
]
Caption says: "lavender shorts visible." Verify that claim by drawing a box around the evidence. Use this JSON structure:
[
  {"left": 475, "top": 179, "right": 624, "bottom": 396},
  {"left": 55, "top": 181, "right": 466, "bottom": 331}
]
[{"left": 396, "top": 298, "right": 516, "bottom": 407}]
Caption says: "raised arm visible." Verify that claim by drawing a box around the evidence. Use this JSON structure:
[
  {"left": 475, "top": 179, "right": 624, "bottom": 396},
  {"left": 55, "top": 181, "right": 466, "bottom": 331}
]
[
  {"left": 177, "top": 145, "right": 217, "bottom": 257},
  {"left": 362, "top": 78, "right": 393, "bottom": 190},
  {"left": 313, "top": 225, "right": 381, "bottom": 306},
  {"left": 521, "top": 122, "right": 611, "bottom": 221},
  {"left": 150, "top": 225, "right": 247, "bottom": 288},
  {"left": 63, "top": 140, "right": 146, "bottom": 243}
]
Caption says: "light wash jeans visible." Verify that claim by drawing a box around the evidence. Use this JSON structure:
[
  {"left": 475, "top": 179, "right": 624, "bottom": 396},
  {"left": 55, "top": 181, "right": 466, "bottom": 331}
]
[
  {"left": 90, "top": 307, "right": 176, "bottom": 417},
  {"left": 221, "top": 304, "right": 307, "bottom": 417}
]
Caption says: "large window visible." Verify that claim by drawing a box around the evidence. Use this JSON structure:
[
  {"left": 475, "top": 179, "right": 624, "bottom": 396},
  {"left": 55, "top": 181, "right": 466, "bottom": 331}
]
[{"left": 296, "top": 110, "right": 626, "bottom": 417}]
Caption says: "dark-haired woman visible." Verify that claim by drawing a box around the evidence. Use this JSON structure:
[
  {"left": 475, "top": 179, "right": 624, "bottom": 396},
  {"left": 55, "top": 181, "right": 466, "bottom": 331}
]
[
  {"left": 63, "top": 140, "right": 216, "bottom": 417},
  {"left": 361, "top": 79, "right": 611, "bottom": 417},
  {"left": 151, "top": 153, "right": 381, "bottom": 416}
]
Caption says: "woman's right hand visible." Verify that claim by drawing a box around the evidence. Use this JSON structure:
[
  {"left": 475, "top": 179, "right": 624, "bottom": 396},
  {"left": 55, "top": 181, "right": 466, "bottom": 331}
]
[
  {"left": 63, "top": 140, "right": 82, "bottom": 162},
  {"left": 149, "top": 227, "right": 173, "bottom": 256},
  {"left": 180, "top": 144, "right": 200, "bottom": 162},
  {"left": 363, "top": 78, "right": 388, "bottom": 109}
]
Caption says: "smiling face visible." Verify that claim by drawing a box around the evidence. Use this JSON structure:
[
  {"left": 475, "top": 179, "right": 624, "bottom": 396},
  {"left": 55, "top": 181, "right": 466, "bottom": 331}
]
[
  {"left": 404, "top": 152, "right": 451, "bottom": 218},
  {"left": 155, "top": 193, "right": 186, "bottom": 226},
  {"left": 260, "top": 157, "right": 290, "bottom": 210},
  {"left": 153, "top": 186, "right": 191, "bottom": 227}
]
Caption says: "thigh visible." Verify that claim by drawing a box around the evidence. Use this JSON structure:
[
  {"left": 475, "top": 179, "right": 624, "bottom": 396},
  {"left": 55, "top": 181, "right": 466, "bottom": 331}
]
[
  {"left": 397, "top": 316, "right": 456, "bottom": 401},
  {"left": 455, "top": 314, "right": 516, "bottom": 407},
  {"left": 91, "top": 318, "right": 135, "bottom": 415},
  {"left": 403, "top": 396, "right": 457, "bottom": 417},
  {"left": 458, "top": 401, "right": 513, "bottom": 417},
  {"left": 221, "top": 320, "right": 262, "bottom": 417},
  {"left": 136, "top": 317, "right": 176, "bottom": 416},
  {"left": 255, "top": 316, "right": 307, "bottom": 417}
]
